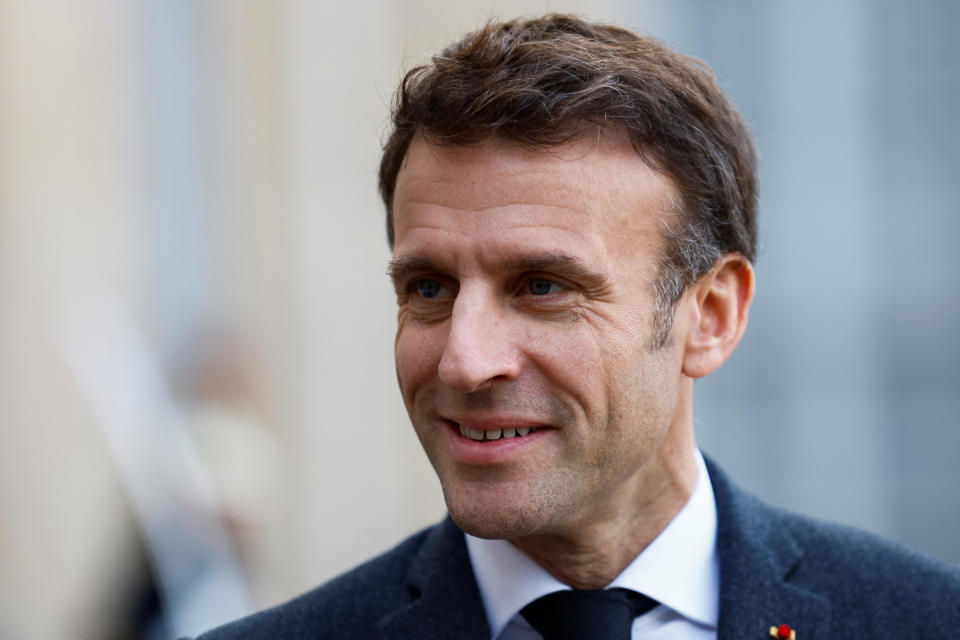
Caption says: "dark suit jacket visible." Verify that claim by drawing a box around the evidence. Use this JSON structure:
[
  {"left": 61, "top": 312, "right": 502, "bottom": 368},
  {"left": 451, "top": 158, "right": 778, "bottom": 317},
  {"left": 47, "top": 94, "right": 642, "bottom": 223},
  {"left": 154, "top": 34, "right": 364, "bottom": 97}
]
[{"left": 194, "top": 458, "right": 960, "bottom": 639}]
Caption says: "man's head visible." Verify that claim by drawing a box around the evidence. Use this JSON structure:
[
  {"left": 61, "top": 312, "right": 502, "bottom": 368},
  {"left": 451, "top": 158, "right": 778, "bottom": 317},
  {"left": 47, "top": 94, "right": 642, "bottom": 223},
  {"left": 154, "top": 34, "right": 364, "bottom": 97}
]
[
  {"left": 383, "top": 14, "right": 756, "bottom": 557},
  {"left": 381, "top": 13, "right": 758, "bottom": 344}
]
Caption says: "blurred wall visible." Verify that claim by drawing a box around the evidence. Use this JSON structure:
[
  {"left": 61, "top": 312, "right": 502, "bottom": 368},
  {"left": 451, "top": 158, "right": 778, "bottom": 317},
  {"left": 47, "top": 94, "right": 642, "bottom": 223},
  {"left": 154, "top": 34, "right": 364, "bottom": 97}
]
[
  {"left": 0, "top": 2, "right": 151, "bottom": 638},
  {"left": 0, "top": 1, "right": 956, "bottom": 639}
]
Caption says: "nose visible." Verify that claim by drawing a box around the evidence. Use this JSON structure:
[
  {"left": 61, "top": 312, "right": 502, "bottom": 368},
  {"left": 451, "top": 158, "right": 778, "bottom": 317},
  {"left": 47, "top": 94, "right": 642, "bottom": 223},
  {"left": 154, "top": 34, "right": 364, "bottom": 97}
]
[{"left": 437, "top": 288, "right": 522, "bottom": 392}]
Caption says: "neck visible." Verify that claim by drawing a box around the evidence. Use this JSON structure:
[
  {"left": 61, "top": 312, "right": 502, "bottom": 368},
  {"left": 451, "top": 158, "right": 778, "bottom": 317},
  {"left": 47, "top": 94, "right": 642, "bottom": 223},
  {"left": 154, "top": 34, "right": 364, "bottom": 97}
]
[{"left": 510, "top": 422, "right": 699, "bottom": 589}]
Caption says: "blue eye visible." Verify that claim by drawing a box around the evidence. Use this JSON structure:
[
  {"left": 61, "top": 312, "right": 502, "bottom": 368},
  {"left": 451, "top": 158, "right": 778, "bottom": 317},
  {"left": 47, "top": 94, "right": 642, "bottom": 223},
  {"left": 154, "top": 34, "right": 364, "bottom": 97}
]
[
  {"left": 415, "top": 279, "right": 444, "bottom": 298},
  {"left": 528, "top": 278, "right": 561, "bottom": 295}
]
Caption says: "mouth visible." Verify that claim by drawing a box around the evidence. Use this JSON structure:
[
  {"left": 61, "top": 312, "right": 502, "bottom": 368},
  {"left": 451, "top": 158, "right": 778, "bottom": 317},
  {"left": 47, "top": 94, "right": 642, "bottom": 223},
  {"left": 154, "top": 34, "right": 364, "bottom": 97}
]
[
  {"left": 455, "top": 423, "right": 540, "bottom": 442},
  {"left": 442, "top": 418, "right": 549, "bottom": 464}
]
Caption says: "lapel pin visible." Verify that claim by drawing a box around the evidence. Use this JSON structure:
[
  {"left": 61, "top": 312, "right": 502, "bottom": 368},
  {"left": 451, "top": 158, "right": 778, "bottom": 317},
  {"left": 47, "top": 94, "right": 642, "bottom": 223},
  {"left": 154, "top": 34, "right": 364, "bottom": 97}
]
[{"left": 769, "top": 624, "right": 796, "bottom": 639}]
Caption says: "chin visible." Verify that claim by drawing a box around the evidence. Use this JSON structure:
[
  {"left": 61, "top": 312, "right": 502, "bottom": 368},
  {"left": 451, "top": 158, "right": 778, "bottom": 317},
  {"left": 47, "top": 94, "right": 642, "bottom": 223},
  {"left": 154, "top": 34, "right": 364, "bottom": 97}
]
[
  {"left": 447, "top": 507, "right": 535, "bottom": 540},
  {"left": 442, "top": 483, "right": 551, "bottom": 540}
]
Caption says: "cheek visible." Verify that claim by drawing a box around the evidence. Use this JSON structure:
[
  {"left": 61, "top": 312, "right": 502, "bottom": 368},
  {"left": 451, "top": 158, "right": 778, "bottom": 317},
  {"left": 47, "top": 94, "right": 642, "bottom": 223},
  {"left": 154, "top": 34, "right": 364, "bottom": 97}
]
[
  {"left": 395, "top": 325, "right": 445, "bottom": 399},
  {"left": 524, "top": 323, "right": 608, "bottom": 414},
  {"left": 602, "top": 339, "right": 680, "bottom": 444},
  {"left": 581, "top": 316, "right": 664, "bottom": 429}
]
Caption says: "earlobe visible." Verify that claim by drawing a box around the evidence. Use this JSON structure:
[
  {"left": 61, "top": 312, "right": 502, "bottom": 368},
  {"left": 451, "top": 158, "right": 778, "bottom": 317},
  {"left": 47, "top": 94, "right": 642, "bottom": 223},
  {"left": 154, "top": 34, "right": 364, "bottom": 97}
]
[{"left": 681, "top": 254, "right": 755, "bottom": 379}]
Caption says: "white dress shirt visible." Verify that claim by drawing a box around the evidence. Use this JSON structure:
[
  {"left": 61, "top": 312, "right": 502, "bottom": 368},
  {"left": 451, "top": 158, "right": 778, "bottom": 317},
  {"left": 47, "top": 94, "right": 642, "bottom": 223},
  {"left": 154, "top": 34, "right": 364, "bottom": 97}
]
[{"left": 465, "top": 450, "right": 719, "bottom": 640}]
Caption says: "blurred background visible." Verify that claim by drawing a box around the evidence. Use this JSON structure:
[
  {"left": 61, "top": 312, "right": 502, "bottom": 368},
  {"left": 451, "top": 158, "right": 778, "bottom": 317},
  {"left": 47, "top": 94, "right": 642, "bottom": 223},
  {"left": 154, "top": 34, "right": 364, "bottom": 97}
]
[{"left": 1, "top": 0, "right": 957, "bottom": 638}]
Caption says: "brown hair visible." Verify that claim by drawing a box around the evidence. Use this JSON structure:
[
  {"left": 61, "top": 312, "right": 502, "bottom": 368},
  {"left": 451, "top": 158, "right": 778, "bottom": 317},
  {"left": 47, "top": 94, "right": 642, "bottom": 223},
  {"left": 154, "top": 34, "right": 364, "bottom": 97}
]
[{"left": 379, "top": 14, "right": 757, "bottom": 343}]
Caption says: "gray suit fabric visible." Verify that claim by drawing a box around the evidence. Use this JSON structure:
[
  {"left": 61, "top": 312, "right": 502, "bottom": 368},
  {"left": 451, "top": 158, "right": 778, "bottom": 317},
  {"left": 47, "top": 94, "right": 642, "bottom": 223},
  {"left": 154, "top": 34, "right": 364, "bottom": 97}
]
[{"left": 193, "top": 458, "right": 960, "bottom": 639}]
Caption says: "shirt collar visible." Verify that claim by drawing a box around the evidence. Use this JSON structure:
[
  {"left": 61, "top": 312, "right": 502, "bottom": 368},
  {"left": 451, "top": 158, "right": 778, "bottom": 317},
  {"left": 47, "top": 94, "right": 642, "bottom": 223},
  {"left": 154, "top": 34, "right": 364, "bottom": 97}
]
[{"left": 465, "top": 450, "right": 719, "bottom": 638}]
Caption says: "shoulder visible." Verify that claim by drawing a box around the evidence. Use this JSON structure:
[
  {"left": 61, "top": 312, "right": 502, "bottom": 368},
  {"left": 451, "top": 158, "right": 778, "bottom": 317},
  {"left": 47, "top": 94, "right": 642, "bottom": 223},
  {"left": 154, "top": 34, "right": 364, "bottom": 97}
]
[
  {"left": 781, "top": 507, "right": 960, "bottom": 618},
  {"left": 194, "top": 522, "right": 443, "bottom": 640},
  {"left": 707, "top": 457, "right": 960, "bottom": 634}
]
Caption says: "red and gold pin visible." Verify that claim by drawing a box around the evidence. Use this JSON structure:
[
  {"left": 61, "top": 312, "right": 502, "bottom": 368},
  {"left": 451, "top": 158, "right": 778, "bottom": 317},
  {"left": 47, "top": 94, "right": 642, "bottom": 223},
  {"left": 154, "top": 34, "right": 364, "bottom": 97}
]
[{"left": 769, "top": 624, "right": 796, "bottom": 639}]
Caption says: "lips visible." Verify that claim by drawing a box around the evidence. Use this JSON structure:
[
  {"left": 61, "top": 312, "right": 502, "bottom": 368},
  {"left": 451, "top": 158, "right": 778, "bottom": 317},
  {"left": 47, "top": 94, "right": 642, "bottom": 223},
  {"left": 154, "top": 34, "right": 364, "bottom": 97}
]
[
  {"left": 442, "top": 417, "right": 548, "bottom": 464},
  {"left": 457, "top": 424, "right": 537, "bottom": 441}
]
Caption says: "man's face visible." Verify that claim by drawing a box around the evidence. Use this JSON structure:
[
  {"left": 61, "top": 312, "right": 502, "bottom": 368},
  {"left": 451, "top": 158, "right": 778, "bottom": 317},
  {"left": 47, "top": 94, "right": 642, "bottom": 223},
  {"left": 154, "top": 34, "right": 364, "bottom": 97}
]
[{"left": 390, "top": 133, "right": 693, "bottom": 541}]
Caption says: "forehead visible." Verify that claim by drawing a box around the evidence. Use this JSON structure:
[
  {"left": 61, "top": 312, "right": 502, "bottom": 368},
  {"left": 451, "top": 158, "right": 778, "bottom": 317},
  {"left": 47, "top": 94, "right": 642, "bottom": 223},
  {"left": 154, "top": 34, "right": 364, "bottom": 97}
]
[
  {"left": 391, "top": 132, "right": 678, "bottom": 266},
  {"left": 397, "top": 131, "right": 673, "bottom": 210}
]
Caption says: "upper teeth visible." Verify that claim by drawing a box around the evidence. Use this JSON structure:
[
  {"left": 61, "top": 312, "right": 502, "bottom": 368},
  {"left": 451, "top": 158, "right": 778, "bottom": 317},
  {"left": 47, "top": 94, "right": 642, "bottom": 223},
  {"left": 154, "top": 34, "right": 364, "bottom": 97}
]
[{"left": 460, "top": 424, "right": 534, "bottom": 440}]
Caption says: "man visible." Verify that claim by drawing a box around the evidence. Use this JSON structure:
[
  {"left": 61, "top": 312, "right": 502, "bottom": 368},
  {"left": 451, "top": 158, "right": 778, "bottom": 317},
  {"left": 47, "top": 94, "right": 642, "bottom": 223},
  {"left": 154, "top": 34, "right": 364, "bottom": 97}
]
[{"left": 195, "top": 14, "right": 959, "bottom": 639}]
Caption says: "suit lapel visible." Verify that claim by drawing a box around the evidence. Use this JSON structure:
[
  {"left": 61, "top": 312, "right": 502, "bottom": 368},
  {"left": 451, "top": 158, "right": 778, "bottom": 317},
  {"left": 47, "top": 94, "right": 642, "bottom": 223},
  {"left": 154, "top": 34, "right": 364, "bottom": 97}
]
[
  {"left": 706, "top": 458, "right": 833, "bottom": 640},
  {"left": 378, "top": 518, "right": 490, "bottom": 640}
]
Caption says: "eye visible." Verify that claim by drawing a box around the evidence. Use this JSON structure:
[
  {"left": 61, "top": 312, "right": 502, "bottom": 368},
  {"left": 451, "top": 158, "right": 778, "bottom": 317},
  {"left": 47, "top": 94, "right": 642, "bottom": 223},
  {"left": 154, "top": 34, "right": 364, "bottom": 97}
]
[
  {"left": 413, "top": 278, "right": 447, "bottom": 299},
  {"left": 527, "top": 277, "right": 564, "bottom": 296}
]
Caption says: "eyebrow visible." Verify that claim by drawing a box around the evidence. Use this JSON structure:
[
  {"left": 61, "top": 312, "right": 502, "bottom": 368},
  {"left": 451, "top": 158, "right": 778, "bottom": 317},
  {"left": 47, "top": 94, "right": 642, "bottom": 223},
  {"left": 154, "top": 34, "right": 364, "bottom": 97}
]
[
  {"left": 386, "top": 256, "right": 441, "bottom": 285},
  {"left": 501, "top": 253, "right": 602, "bottom": 281},
  {"left": 387, "top": 252, "right": 611, "bottom": 290}
]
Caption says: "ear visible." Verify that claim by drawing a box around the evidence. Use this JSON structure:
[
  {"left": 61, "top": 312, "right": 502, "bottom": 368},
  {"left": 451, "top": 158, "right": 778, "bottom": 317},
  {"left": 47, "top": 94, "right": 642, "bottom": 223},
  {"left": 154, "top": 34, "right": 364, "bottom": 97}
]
[{"left": 681, "top": 254, "right": 755, "bottom": 379}]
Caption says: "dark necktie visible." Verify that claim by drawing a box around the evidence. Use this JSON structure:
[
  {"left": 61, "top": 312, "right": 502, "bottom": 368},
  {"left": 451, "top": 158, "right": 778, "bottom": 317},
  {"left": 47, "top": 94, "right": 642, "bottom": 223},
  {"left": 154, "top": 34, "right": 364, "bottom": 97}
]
[{"left": 520, "top": 588, "right": 658, "bottom": 640}]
